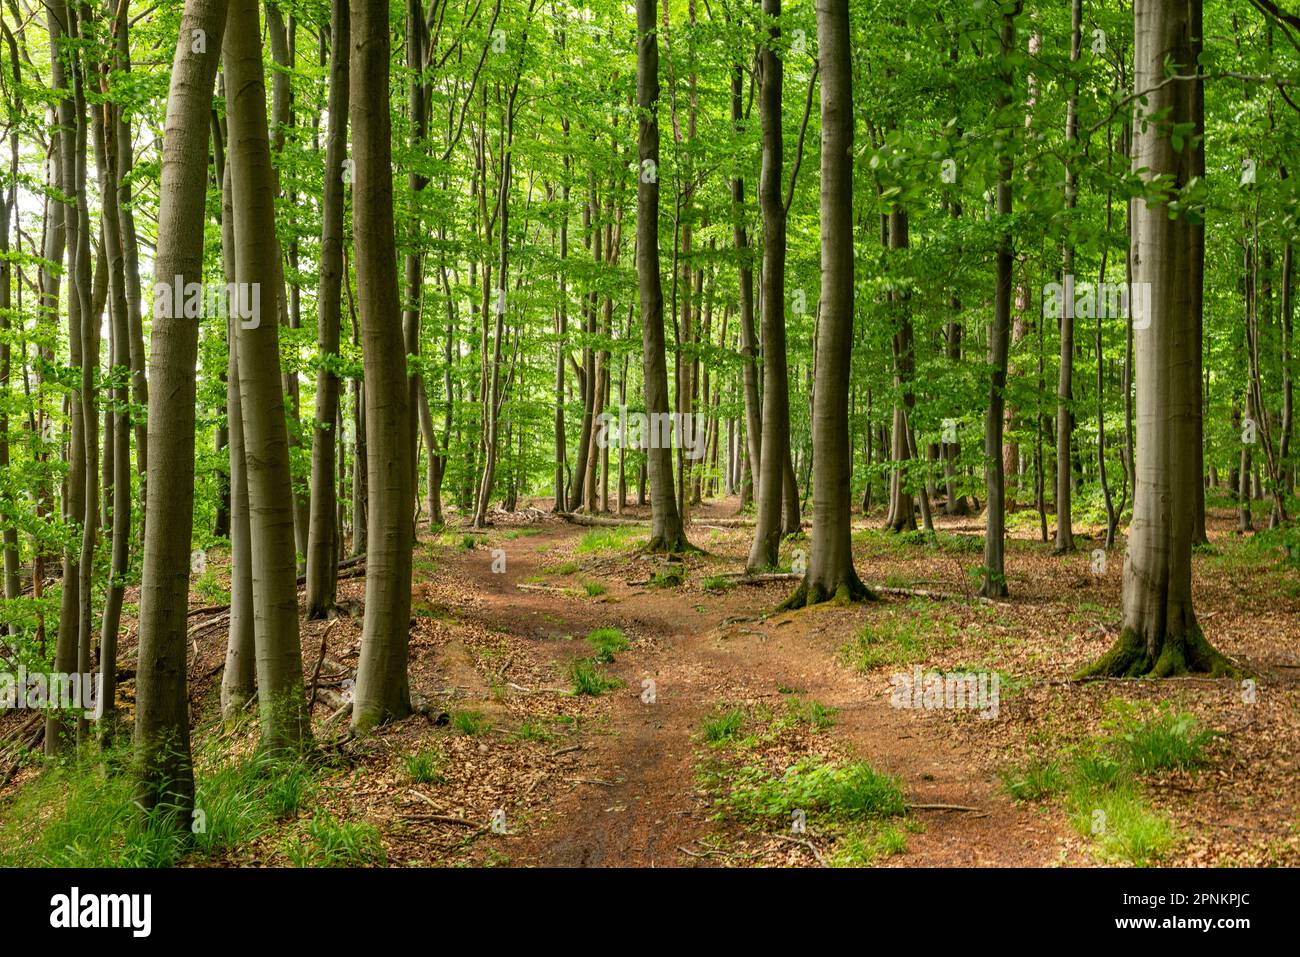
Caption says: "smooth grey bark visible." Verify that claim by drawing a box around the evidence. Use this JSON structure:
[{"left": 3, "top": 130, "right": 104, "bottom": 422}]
[
  {"left": 112, "top": 4, "right": 148, "bottom": 524},
  {"left": 0, "top": 36, "right": 19, "bottom": 627},
  {"left": 730, "top": 64, "right": 762, "bottom": 512},
  {"left": 747, "top": 0, "right": 793, "bottom": 572},
  {"left": 135, "top": 0, "right": 229, "bottom": 813},
  {"left": 1080, "top": 0, "right": 1232, "bottom": 677},
  {"left": 1055, "top": 0, "right": 1082, "bottom": 554},
  {"left": 635, "top": 0, "right": 689, "bottom": 553},
  {"left": 224, "top": 0, "right": 309, "bottom": 753},
  {"left": 885, "top": 207, "right": 917, "bottom": 533},
  {"left": 305, "top": 0, "right": 348, "bottom": 619},
  {"left": 980, "top": 4, "right": 1018, "bottom": 600},
  {"left": 48, "top": 0, "right": 85, "bottom": 756},
  {"left": 91, "top": 23, "right": 133, "bottom": 737},
  {"left": 782, "top": 0, "right": 868, "bottom": 608},
  {"left": 265, "top": 1, "right": 309, "bottom": 564},
  {"left": 350, "top": 0, "right": 415, "bottom": 730},
  {"left": 219, "top": 151, "right": 255, "bottom": 720}
]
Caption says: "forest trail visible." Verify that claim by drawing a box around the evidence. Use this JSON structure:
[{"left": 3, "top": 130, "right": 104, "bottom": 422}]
[{"left": 419, "top": 506, "right": 1078, "bottom": 867}]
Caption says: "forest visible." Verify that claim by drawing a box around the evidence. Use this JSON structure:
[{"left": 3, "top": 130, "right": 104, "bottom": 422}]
[{"left": 0, "top": 0, "right": 1296, "bottom": 876}]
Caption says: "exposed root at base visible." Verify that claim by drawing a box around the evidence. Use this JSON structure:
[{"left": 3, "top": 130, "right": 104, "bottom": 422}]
[
  {"left": 777, "top": 574, "right": 876, "bottom": 611},
  {"left": 1075, "top": 625, "right": 1241, "bottom": 679}
]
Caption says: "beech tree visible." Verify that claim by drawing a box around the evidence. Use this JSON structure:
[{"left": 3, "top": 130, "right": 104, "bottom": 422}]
[
  {"left": 350, "top": 0, "right": 415, "bottom": 730},
  {"left": 1080, "top": 0, "right": 1233, "bottom": 678},
  {"left": 224, "top": 0, "right": 309, "bottom": 752},
  {"left": 134, "top": 0, "right": 228, "bottom": 813},
  {"left": 782, "top": 0, "right": 866, "bottom": 609},
  {"left": 305, "top": 0, "right": 349, "bottom": 620},
  {"left": 635, "top": 0, "right": 689, "bottom": 555}
]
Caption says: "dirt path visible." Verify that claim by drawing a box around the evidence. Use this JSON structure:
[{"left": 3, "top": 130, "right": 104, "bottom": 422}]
[{"left": 427, "top": 513, "right": 1076, "bottom": 867}]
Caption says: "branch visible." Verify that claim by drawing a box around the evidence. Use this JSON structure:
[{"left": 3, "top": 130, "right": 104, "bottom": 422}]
[{"left": 783, "top": 60, "right": 819, "bottom": 216}]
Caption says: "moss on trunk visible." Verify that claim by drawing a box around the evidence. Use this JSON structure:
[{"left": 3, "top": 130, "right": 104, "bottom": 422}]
[
  {"left": 1076, "top": 625, "right": 1239, "bottom": 679},
  {"left": 778, "top": 575, "right": 874, "bottom": 611}
]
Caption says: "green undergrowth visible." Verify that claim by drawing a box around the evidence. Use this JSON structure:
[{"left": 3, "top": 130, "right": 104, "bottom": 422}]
[
  {"left": 999, "top": 701, "right": 1218, "bottom": 865},
  {"left": 567, "top": 657, "right": 623, "bottom": 696},
  {"left": 585, "top": 627, "right": 629, "bottom": 662},
  {"left": 840, "top": 600, "right": 963, "bottom": 670},
  {"left": 576, "top": 526, "right": 645, "bottom": 554},
  {"left": 695, "top": 697, "right": 911, "bottom": 865},
  {"left": 0, "top": 721, "right": 333, "bottom": 867}
]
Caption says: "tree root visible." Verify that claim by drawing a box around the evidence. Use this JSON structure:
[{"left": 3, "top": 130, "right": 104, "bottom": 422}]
[
  {"left": 777, "top": 574, "right": 876, "bottom": 611},
  {"left": 639, "top": 533, "right": 700, "bottom": 556},
  {"left": 1075, "top": 625, "right": 1241, "bottom": 679}
]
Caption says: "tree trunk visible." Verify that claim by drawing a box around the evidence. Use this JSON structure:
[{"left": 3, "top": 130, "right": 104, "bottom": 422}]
[
  {"left": 91, "top": 21, "right": 133, "bottom": 739},
  {"left": 730, "top": 63, "right": 762, "bottom": 514},
  {"left": 885, "top": 207, "right": 917, "bottom": 533},
  {"left": 781, "top": 0, "right": 868, "bottom": 608},
  {"left": 635, "top": 0, "right": 689, "bottom": 554},
  {"left": 1054, "top": 0, "right": 1082, "bottom": 554},
  {"left": 224, "top": 0, "right": 309, "bottom": 754},
  {"left": 1080, "top": 0, "right": 1233, "bottom": 678},
  {"left": 747, "top": 0, "right": 793, "bottom": 572},
  {"left": 981, "top": 5, "right": 1018, "bottom": 600},
  {"left": 305, "top": 0, "right": 348, "bottom": 619},
  {"left": 219, "top": 153, "right": 255, "bottom": 719},
  {"left": 350, "top": 0, "right": 415, "bottom": 729},
  {"left": 134, "top": 0, "right": 228, "bottom": 814}
]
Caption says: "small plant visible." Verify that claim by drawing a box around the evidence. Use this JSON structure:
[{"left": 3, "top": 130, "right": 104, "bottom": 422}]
[
  {"left": 831, "top": 823, "right": 909, "bottom": 867},
  {"left": 1107, "top": 705, "right": 1216, "bottom": 772},
  {"left": 1067, "top": 787, "right": 1175, "bottom": 866},
  {"left": 701, "top": 707, "right": 747, "bottom": 744},
  {"left": 544, "top": 560, "right": 580, "bottom": 576},
  {"left": 404, "top": 749, "right": 446, "bottom": 785},
  {"left": 841, "top": 606, "right": 957, "bottom": 670},
  {"left": 287, "top": 812, "right": 386, "bottom": 867},
  {"left": 195, "top": 568, "right": 230, "bottom": 605},
  {"left": 1068, "top": 752, "right": 1125, "bottom": 794},
  {"left": 568, "top": 658, "right": 623, "bottom": 696},
  {"left": 999, "top": 758, "right": 1065, "bottom": 802},
  {"left": 785, "top": 697, "right": 836, "bottom": 731},
  {"left": 450, "top": 709, "right": 490, "bottom": 736},
  {"left": 586, "top": 626, "right": 629, "bottom": 662},
  {"left": 701, "top": 574, "right": 734, "bottom": 593},
  {"left": 513, "top": 720, "right": 555, "bottom": 742},
  {"left": 576, "top": 526, "right": 643, "bottom": 554},
  {"left": 649, "top": 564, "right": 685, "bottom": 588},
  {"left": 460, "top": 535, "right": 477, "bottom": 551},
  {"left": 583, "top": 580, "right": 608, "bottom": 597},
  {"left": 720, "top": 759, "right": 907, "bottom": 823}
]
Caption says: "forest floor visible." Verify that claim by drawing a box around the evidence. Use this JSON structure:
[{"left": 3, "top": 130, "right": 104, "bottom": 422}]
[{"left": 3, "top": 496, "right": 1299, "bottom": 867}]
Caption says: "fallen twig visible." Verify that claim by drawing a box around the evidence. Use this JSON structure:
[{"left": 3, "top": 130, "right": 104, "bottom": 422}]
[
  {"left": 770, "top": 833, "right": 828, "bottom": 867},
  {"left": 907, "top": 802, "right": 986, "bottom": 815}
]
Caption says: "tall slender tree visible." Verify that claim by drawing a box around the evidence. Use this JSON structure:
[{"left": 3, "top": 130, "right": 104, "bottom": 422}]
[
  {"left": 305, "top": 0, "right": 349, "bottom": 619},
  {"left": 980, "top": 3, "right": 1020, "bottom": 600},
  {"left": 224, "top": 0, "right": 309, "bottom": 753},
  {"left": 135, "top": 0, "right": 229, "bottom": 813},
  {"left": 350, "top": 0, "right": 416, "bottom": 729},
  {"left": 747, "top": 0, "right": 795, "bottom": 572},
  {"left": 636, "top": 0, "right": 689, "bottom": 554},
  {"left": 782, "top": 0, "right": 868, "bottom": 608},
  {"left": 1080, "top": 0, "right": 1233, "bottom": 677}
]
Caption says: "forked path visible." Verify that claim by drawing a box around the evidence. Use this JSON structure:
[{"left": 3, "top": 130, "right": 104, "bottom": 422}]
[{"left": 434, "top": 519, "right": 1074, "bottom": 867}]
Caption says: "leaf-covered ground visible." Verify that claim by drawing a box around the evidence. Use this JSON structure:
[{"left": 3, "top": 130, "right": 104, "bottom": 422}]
[{"left": 3, "top": 497, "right": 1297, "bottom": 867}]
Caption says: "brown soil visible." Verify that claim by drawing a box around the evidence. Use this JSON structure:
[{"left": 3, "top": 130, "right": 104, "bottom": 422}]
[{"left": 4, "top": 496, "right": 1297, "bottom": 868}]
